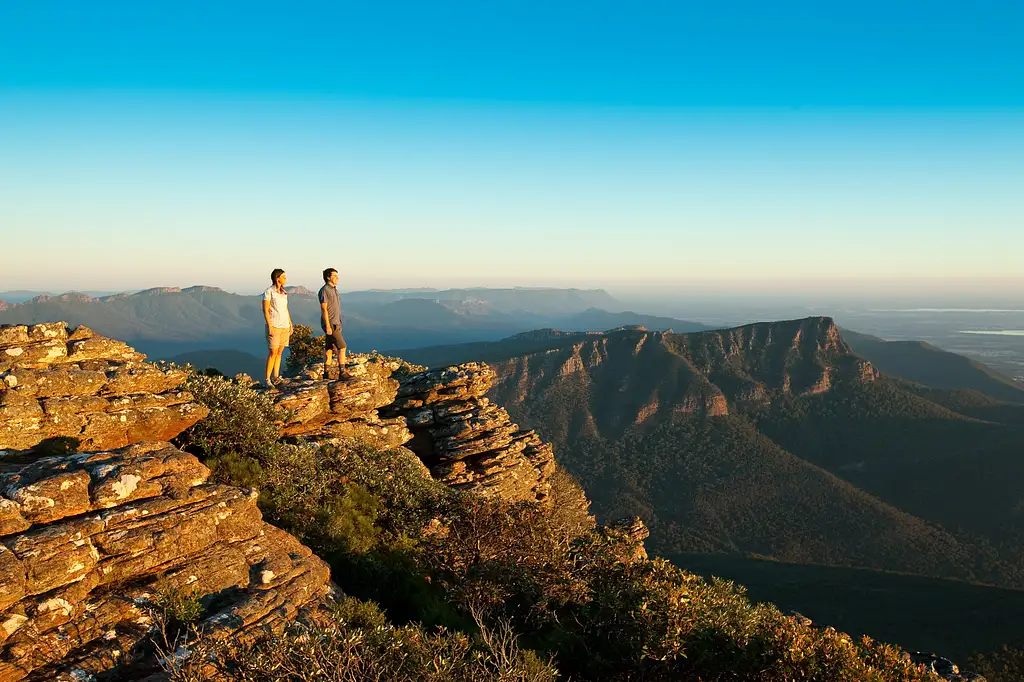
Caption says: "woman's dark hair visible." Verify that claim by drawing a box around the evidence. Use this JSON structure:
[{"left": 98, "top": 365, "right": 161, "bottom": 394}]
[
  {"left": 323, "top": 268, "right": 337, "bottom": 283},
  {"left": 270, "top": 268, "right": 285, "bottom": 285}
]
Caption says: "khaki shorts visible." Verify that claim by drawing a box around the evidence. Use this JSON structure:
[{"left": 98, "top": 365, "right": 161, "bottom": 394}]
[{"left": 266, "top": 325, "right": 291, "bottom": 350}]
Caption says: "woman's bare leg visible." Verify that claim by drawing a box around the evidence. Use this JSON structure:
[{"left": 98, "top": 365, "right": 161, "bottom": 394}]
[
  {"left": 273, "top": 348, "right": 284, "bottom": 379},
  {"left": 265, "top": 349, "right": 276, "bottom": 384}
]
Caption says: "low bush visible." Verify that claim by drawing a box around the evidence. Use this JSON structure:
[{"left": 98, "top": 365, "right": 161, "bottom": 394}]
[
  {"left": 970, "top": 644, "right": 1024, "bottom": 682},
  {"left": 153, "top": 584, "right": 204, "bottom": 625},
  {"left": 175, "top": 371, "right": 282, "bottom": 463},
  {"left": 285, "top": 324, "right": 324, "bottom": 375},
  {"left": 163, "top": 597, "right": 558, "bottom": 682}
]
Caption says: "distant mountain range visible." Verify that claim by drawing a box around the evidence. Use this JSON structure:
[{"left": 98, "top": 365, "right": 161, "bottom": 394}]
[{"left": 0, "top": 286, "right": 709, "bottom": 359}]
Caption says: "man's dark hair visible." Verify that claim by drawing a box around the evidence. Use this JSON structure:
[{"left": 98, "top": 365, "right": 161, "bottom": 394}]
[
  {"left": 270, "top": 268, "right": 285, "bottom": 284},
  {"left": 323, "top": 268, "right": 338, "bottom": 283}
]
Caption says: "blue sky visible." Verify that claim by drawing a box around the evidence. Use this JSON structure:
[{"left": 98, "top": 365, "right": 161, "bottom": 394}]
[{"left": 1, "top": 1, "right": 1022, "bottom": 294}]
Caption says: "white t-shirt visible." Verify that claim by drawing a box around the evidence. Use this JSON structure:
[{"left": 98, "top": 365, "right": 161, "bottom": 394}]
[{"left": 263, "top": 286, "right": 291, "bottom": 328}]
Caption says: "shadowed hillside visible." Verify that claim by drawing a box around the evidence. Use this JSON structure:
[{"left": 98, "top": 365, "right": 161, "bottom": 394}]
[{"left": 843, "top": 329, "right": 1024, "bottom": 404}]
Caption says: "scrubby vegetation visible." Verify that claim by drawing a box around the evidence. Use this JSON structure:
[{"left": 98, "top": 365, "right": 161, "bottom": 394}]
[
  {"left": 969, "top": 644, "right": 1024, "bottom": 682},
  {"left": 174, "top": 368, "right": 948, "bottom": 681},
  {"left": 164, "top": 597, "right": 557, "bottom": 682},
  {"left": 285, "top": 324, "right": 325, "bottom": 375}
]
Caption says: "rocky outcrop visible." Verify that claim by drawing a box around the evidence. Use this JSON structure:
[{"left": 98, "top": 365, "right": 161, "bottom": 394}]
[
  {"left": 601, "top": 517, "right": 650, "bottom": 563},
  {"left": 273, "top": 358, "right": 556, "bottom": 505},
  {"left": 271, "top": 355, "right": 412, "bottom": 451},
  {"left": 0, "top": 323, "right": 208, "bottom": 453},
  {"left": 907, "top": 652, "right": 986, "bottom": 681},
  {"left": 0, "top": 441, "right": 330, "bottom": 681},
  {"left": 381, "top": 363, "right": 555, "bottom": 504}
]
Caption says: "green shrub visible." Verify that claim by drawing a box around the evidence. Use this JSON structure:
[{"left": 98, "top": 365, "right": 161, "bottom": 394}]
[
  {"left": 175, "top": 371, "right": 283, "bottom": 462},
  {"left": 969, "top": 644, "right": 1024, "bottom": 682},
  {"left": 153, "top": 584, "right": 204, "bottom": 625},
  {"left": 285, "top": 324, "right": 324, "bottom": 375},
  {"left": 547, "top": 465, "right": 596, "bottom": 540}
]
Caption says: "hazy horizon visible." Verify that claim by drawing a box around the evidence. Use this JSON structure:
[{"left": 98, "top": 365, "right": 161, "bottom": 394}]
[{"left": 4, "top": 279, "right": 1024, "bottom": 309}]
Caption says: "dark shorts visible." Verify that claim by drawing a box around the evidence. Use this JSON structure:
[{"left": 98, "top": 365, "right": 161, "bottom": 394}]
[{"left": 324, "top": 327, "right": 346, "bottom": 352}]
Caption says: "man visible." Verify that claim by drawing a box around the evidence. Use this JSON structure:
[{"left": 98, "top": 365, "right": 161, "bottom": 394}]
[
  {"left": 318, "top": 267, "right": 347, "bottom": 378},
  {"left": 263, "top": 268, "right": 292, "bottom": 387}
]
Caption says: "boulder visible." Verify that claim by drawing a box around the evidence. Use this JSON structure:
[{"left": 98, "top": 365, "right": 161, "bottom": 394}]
[{"left": 273, "top": 354, "right": 406, "bottom": 447}]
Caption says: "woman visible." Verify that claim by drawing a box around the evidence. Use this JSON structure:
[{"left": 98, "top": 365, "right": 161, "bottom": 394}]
[{"left": 263, "top": 268, "right": 292, "bottom": 387}]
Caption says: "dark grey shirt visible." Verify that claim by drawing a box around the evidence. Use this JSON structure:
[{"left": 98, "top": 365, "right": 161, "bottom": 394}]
[{"left": 318, "top": 284, "right": 342, "bottom": 330}]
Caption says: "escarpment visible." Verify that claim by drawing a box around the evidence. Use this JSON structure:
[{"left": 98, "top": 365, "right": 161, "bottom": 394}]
[
  {"left": 483, "top": 317, "right": 878, "bottom": 440},
  {"left": 0, "top": 323, "right": 208, "bottom": 453}
]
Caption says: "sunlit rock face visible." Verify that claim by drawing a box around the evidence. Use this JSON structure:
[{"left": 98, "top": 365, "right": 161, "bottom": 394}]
[
  {"left": 380, "top": 363, "right": 555, "bottom": 504},
  {"left": 273, "top": 356, "right": 556, "bottom": 505},
  {"left": 0, "top": 323, "right": 208, "bottom": 453},
  {"left": 0, "top": 442, "right": 330, "bottom": 682}
]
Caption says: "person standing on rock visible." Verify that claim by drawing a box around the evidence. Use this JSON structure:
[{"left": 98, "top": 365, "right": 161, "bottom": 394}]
[
  {"left": 319, "top": 267, "right": 347, "bottom": 379},
  {"left": 263, "top": 268, "right": 292, "bottom": 387}
]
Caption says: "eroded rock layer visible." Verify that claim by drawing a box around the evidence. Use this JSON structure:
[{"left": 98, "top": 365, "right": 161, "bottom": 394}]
[
  {"left": 0, "top": 323, "right": 208, "bottom": 452},
  {"left": 274, "top": 358, "right": 556, "bottom": 504},
  {"left": 0, "top": 441, "right": 330, "bottom": 682},
  {"left": 381, "top": 363, "right": 555, "bottom": 504},
  {"left": 272, "top": 355, "right": 412, "bottom": 450}
]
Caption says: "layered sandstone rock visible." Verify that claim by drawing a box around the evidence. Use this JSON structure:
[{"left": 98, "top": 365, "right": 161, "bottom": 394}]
[
  {"left": 0, "top": 323, "right": 207, "bottom": 453},
  {"left": 0, "top": 441, "right": 330, "bottom": 682},
  {"left": 271, "top": 354, "right": 412, "bottom": 450},
  {"left": 602, "top": 517, "right": 650, "bottom": 563},
  {"left": 381, "top": 363, "right": 555, "bottom": 504},
  {"left": 275, "top": 359, "right": 556, "bottom": 505}
]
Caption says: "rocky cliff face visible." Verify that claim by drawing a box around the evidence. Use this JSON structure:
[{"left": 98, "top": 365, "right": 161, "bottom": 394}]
[
  {"left": 273, "top": 355, "right": 412, "bottom": 451},
  {"left": 0, "top": 322, "right": 566, "bottom": 677},
  {"left": 0, "top": 323, "right": 208, "bottom": 453},
  {"left": 662, "top": 316, "right": 877, "bottom": 399},
  {"left": 271, "top": 358, "right": 556, "bottom": 504}
]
